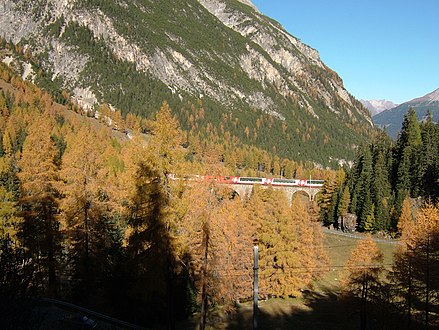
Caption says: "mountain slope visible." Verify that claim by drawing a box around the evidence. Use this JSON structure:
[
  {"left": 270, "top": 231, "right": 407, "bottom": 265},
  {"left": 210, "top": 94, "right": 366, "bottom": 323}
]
[
  {"left": 373, "top": 88, "right": 439, "bottom": 139},
  {"left": 360, "top": 99, "right": 398, "bottom": 116},
  {"left": 0, "top": 0, "right": 374, "bottom": 166}
]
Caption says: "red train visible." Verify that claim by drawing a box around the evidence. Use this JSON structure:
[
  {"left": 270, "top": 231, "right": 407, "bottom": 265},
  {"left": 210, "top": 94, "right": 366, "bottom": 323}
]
[
  {"left": 218, "top": 176, "right": 324, "bottom": 187},
  {"left": 169, "top": 175, "right": 324, "bottom": 187}
]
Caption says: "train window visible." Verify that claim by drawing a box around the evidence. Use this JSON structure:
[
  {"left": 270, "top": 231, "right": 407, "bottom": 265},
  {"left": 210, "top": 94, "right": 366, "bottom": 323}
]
[
  {"left": 239, "top": 177, "right": 263, "bottom": 183},
  {"left": 272, "top": 179, "right": 296, "bottom": 184},
  {"left": 308, "top": 180, "right": 324, "bottom": 185}
]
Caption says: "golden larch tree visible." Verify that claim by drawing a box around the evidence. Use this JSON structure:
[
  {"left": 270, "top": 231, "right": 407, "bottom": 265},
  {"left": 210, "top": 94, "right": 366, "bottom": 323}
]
[
  {"left": 177, "top": 182, "right": 253, "bottom": 321},
  {"left": 404, "top": 202, "right": 439, "bottom": 328},
  {"left": 247, "top": 187, "right": 310, "bottom": 298},
  {"left": 59, "top": 123, "right": 109, "bottom": 300},
  {"left": 291, "top": 195, "right": 329, "bottom": 287},
  {"left": 397, "top": 197, "right": 414, "bottom": 240},
  {"left": 0, "top": 157, "right": 21, "bottom": 242},
  {"left": 390, "top": 202, "right": 439, "bottom": 328},
  {"left": 150, "top": 102, "right": 185, "bottom": 178},
  {"left": 342, "top": 235, "right": 384, "bottom": 330},
  {"left": 18, "top": 114, "right": 61, "bottom": 296}
]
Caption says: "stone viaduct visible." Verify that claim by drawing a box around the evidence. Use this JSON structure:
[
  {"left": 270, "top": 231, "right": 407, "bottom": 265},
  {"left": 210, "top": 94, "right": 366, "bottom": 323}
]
[{"left": 228, "top": 183, "right": 321, "bottom": 205}]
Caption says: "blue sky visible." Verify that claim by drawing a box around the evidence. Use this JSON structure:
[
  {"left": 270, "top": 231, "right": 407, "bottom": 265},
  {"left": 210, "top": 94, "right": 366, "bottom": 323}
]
[{"left": 251, "top": 0, "right": 439, "bottom": 104}]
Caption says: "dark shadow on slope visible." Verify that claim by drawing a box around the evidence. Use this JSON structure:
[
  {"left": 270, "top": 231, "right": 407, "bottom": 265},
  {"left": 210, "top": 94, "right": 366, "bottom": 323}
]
[
  {"left": 96, "top": 164, "right": 194, "bottom": 329},
  {"left": 226, "top": 286, "right": 431, "bottom": 330},
  {"left": 0, "top": 238, "right": 45, "bottom": 329}
]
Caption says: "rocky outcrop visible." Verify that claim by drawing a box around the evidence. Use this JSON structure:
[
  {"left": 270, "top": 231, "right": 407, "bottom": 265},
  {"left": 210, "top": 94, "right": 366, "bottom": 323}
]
[
  {"left": 0, "top": 0, "right": 370, "bottom": 120},
  {"left": 197, "top": 0, "right": 366, "bottom": 119}
]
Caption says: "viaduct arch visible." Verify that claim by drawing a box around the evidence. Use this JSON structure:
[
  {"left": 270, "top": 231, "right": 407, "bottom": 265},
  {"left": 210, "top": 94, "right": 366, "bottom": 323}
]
[{"left": 229, "top": 184, "right": 321, "bottom": 205}]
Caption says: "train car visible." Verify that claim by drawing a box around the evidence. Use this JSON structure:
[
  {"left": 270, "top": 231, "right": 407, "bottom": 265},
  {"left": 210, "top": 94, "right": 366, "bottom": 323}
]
[
  {"left": 215, "top": 176, "right": 237, "bottom": 184},
  {"left": 271, "top": 178, "right": 300, "bottom": 186},
  {"left": 237, "top": 177, "right": 267, "bottom": 184},
  {"left": 305, "top": 179, "right": 324, "bottom": 187}
]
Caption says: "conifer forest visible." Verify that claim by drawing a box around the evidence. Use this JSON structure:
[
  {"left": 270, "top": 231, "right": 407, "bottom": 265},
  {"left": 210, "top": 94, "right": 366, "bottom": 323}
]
[{"left": 0, "top": 58, "right": 438, "bottom": 329}]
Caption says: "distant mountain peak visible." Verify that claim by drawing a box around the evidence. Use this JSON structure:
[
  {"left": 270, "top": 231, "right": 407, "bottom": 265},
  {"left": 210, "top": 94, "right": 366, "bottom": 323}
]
[
  {"left": 373, "top": 87, "right": 439, "bottom": 139},
  {"left": 360, "top": 99, "right": 397, "bottom": 116}
]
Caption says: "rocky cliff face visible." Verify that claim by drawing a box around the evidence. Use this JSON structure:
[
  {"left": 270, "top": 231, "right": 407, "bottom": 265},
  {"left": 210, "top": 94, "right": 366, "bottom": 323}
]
[
  {"left": 0, "top": 0, "right": 374, "bottom": 165},
  {"left": 198, "top": 0, "right": 365, "bottom": 119}
]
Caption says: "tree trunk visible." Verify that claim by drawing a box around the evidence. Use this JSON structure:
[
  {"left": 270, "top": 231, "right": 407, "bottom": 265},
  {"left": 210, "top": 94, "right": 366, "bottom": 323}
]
[
  {"left": 425, "top": 235, "right": 430, "bottom": 329},
  {"left": 44, "top": 201, "right": 57, "bottom": 297},
  {"left": 83, "top": 198, "right": 91, "bottom": 300},
  {"left": 199, "top": 225, "right": 210, "bottom": 330},
  {"left": 407, "top": 253, "right": 412, "bottom": 329},
  {"left": 360, "top": 275, "right": 368, "bottom": 330}
]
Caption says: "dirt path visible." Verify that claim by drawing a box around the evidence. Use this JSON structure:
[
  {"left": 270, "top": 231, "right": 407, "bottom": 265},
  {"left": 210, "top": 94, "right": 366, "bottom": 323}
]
[{"left": 322, "top": 226, "right": 401, "bottom": 245}]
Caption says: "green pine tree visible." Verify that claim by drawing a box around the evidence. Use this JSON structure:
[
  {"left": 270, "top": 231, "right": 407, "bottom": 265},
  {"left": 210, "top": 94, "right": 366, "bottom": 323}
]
[
  {"left": 362, "top": 204, "right": 375, "bottom": 232},
  {"left": 419, "top": 112, "right": 439, "bottom": 199},
  {"left": 337, "top": 185, "right": 350, "bottom": 231},
  {"left": 353, "top": 146, "right": 373, "bottom": 230},
  {"left": 371, "top": 135, "right": 392, "bottom": 231},
  {"left": 393, "top": 107, "right": 421, "bottom": 198}
]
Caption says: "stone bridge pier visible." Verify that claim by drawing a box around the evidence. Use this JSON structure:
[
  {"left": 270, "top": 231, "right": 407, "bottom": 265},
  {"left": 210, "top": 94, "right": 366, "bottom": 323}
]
[
  {"left": 228, "top": 184, "right": 320, "bottom": 205},
  {"left": 229, "top": 184, "right": 253, "bottom": 201}
]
